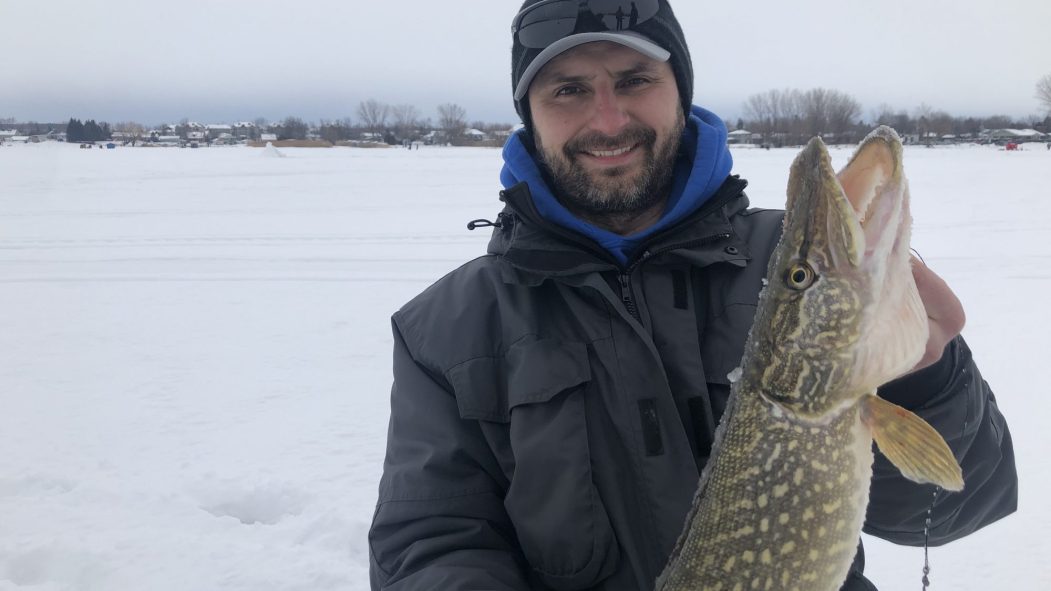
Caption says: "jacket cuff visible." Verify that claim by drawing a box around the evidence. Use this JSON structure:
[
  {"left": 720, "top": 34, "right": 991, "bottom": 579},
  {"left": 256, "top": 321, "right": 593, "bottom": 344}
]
[{"left": 877, "top": 338, "right": 957, "bottom": 409}]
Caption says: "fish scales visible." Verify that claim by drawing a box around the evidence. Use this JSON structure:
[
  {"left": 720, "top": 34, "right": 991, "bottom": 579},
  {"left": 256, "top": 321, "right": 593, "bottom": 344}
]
[
  {"left": 655, "top": 378, "right": 873, "bottom": 591},
  {"left": 655, "top": 128, "right": 963, "bottom": 591}
]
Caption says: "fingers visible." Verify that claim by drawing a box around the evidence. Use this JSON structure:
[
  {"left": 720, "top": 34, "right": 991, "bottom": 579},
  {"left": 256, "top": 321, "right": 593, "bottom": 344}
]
[{"left": 910, "top": 257, "right": 966, "bottom": 371}]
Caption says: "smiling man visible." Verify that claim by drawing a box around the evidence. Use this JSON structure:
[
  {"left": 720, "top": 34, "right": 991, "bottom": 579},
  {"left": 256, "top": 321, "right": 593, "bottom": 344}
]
[{"left": 368, "top": 1, "right": 1016, "bottom": 590}]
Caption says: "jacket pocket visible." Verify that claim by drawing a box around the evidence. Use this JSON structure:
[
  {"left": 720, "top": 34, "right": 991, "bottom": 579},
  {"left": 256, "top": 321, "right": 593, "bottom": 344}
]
[{"left": 446, "top": 338, "right": 619, "bottom": 590}]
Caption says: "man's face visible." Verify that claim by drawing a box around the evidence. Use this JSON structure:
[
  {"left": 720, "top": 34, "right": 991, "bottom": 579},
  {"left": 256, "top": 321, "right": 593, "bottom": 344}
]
[{"left": 527, "top": 42, "right": 684, "bottom": 219}]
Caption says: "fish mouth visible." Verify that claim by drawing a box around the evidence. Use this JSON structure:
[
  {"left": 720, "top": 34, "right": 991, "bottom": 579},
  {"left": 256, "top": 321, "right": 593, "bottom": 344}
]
[
  {"left": 835, "top": 127, "right": 910, "bottom": 270},
  {"left": 785, "top": 127, "right": 910, "bottom": 274}
]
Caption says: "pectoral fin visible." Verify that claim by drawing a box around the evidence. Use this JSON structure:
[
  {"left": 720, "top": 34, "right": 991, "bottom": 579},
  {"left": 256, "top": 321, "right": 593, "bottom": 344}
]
[{"left": 860, "top": 394, "right": 964, "bottom": 491}]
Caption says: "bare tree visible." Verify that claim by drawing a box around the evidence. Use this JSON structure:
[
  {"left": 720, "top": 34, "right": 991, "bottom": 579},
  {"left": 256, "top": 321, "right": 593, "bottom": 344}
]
[
  {"left": 914, "top": 103, "right": 934, "bottom": 144},
  {"left": 822, "top": 90, "right": 861, "bottom": 139},
  {"left": 391, "top": 104, "right": 420, "bottom": 139},
  {"left": 277, "top": 116, "right": 308, "bottom": 140},
  {"left": 437, "top": 103, "right": 467, "bottom": 138},
  {"left": 743, "top": 88, "right": 799, "bottom": 145},
  {"left": 1037, "top": 74, "right": 1051, "bottom": 114},
  {"left": 357, "top": 99, "right": 390, "bottom": 135},
  {"left": 982, "top": 114, "right": 1014, "bottom": 130},
  {"left": 113, "top": 121, "right": 146, "bottom": 145}
]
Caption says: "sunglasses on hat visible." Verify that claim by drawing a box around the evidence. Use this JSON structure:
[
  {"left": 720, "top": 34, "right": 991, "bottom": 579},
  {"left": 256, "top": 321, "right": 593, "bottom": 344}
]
[{"left": 513, "top": 0, "right": 661, "bottom": 48}]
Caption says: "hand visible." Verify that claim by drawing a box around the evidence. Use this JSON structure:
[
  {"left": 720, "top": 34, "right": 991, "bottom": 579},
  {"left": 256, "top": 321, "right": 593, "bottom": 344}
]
[{"left": 911, "top": 257, "right": 966, "bottom": 371}]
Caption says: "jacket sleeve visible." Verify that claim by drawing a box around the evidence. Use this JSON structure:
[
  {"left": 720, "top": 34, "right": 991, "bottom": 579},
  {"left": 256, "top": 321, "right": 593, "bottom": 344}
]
[
  {"left": 368, "top": 318, "right": 530, "bottom": 590},
  {"left": 863, "top": 336, "right": 1017, "bottom": 546}
]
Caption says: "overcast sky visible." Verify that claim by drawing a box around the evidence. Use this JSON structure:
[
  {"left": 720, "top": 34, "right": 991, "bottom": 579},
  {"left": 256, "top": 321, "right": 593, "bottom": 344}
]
[{"left": 2, "top": 0, "right": 1049, "bottom": 126}]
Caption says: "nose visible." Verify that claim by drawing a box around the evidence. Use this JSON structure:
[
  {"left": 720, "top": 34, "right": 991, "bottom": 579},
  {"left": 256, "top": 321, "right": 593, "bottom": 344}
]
[{"left": 587, "top": 85, "right": 631, "bottom": 137}]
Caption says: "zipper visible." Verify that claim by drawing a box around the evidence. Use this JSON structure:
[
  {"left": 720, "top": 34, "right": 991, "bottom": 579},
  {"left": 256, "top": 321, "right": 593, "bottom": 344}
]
[
  {"left": 618, "top": 272, "right": 641, "bottom": 322},
  {"left": 615, "top": 231, "right": 733, "bottom": 323}
]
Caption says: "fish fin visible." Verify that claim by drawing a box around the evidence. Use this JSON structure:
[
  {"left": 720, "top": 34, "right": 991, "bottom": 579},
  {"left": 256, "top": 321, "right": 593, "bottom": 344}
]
[{"left": 860, "top": 394, "right": 964, "bottom": 491}]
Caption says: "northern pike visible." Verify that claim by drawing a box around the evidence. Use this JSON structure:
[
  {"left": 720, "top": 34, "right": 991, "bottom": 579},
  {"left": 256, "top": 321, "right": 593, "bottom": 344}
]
[{"left": 655, "top": 127, "right": 964, "bottom": 591}]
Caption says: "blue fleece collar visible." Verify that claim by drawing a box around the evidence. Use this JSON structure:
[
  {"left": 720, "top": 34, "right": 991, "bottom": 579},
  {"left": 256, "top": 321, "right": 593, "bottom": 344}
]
[{"left": 500, "top": 105, "right": 733, "bottom": 266}]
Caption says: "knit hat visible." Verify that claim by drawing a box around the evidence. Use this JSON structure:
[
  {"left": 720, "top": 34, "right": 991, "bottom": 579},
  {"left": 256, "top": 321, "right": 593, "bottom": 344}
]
[{"left": 511, "top": 0, "right": 694, "bottom": 133}]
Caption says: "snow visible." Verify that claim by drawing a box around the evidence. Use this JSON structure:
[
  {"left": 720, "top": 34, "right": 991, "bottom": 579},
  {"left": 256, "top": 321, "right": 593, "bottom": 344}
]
[{"left": 0, "top": 140, "right": 1047, "bottom": 590}]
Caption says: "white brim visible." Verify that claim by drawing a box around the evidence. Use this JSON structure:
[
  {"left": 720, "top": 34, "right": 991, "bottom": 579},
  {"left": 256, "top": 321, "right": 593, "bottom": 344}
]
[{"left": 514, "top": 31, "right": 671, "bottom": 101}]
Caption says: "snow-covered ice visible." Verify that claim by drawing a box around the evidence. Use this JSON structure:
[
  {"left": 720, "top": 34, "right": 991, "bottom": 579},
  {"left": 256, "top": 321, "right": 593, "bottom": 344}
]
[{"left": 0, "top": 140, "right": 1046, "bottom": 589}]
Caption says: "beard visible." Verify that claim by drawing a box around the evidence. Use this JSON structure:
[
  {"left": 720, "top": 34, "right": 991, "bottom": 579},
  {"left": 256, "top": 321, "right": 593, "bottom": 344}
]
[{"left": 535, "top": 110, "right": 685, "bottom": 220}]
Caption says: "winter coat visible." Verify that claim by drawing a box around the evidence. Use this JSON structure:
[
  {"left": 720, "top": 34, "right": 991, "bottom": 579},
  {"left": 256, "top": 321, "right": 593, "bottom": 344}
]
[{"left": 368, "top": 177, "right": 1017, "bottom": 591}]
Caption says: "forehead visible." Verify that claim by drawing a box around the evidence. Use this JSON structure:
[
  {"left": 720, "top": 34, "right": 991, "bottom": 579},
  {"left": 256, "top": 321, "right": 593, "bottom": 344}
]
[{"left": 533, "top": 41, "right": 670, "bottom": 85}]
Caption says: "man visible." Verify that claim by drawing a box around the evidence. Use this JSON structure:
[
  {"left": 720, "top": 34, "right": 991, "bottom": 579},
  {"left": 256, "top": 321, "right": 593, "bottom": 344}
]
[{"left": 368, "top": 1, "right": 1017, "bottom": 589}]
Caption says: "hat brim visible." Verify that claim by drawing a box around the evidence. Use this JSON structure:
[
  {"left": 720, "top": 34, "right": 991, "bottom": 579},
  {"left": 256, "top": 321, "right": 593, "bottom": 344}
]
[{"left": 513, "top": 31, "right": 671, "bottom": 101}]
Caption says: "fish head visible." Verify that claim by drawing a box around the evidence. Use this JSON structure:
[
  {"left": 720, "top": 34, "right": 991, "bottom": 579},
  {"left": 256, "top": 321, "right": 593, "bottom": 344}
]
[{"left": 744, "top": 127, "right": 929, "bottom": 422}]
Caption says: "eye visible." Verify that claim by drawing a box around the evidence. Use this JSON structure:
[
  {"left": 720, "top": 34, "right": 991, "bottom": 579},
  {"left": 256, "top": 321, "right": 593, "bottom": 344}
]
[
  {"left": 784, "top": 262, "right": 817, "bottom": 290},
  {"left": 555, "top": 85, "right": 584, "bottom": 97},
  {"left": 620, "top": 77, "right": 651, "bottom": 89}
]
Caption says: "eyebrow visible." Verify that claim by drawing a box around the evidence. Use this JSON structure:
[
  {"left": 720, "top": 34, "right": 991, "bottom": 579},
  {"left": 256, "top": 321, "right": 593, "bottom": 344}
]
[{"left": 535, "top": 61, "right": 661, "bottom": 88}]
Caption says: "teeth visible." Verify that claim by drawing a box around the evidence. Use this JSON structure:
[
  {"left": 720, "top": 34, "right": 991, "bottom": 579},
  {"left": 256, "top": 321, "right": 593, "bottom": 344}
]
[{"left": 589, "top": 145, "right": 633, "bottom": 158}]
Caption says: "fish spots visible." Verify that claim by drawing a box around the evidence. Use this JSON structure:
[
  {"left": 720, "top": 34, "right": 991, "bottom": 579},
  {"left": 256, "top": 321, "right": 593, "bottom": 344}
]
[
  {"left": 757, "top": 494, "right": 769, "bottom": 508},
  {"left": 823, "top": 499, "right": 843, "bottom": 514},
  {"left": 802, "top": 507, "right": 815, "bottom": 521},
  {"left": 810, "top": 460, "right": 829, "bottom": 472},
  {"left": 780, "top": 541, "right": 797, "bottom": 555},
  {"left": 773, "top": 483, "right": 790, "bottom": 498},
  {"left": 723, "top": 555, "right": 736, "bottom": 572},
  {"left": 733, "top": 525, "right": 756, "bottom": 538},
  {"left": 778, "top": 513, "right": 791, "bottom": 525},
  {"left": 793, "top": 467, "right": 804, "bottom": 485},
  {"left": 760, "top": 517, "right": 770, "bottom": 533},
  {"left": 763, "top": 443, "right": 783, "bottom": 471},
  {"left": 742, "top": 550, "right": 755, "bottom": 564},
  {"left": 760, "top": 549, "right": 772, "bottom": 565}
]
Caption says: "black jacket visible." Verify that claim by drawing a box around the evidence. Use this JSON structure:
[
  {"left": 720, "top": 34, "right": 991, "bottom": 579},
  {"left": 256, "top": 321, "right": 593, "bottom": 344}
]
[{"left": 369, "top": 178, "right": 1017, "bottom": 590}]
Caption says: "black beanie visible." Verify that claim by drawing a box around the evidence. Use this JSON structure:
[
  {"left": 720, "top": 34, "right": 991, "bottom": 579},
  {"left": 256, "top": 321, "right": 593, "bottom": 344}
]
[{"left": 511, "top": 0, "right": 694, "bottom": 134}]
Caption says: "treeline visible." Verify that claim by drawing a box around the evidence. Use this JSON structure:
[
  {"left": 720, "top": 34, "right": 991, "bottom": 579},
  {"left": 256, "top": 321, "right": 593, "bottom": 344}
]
[
  {"left": 264, "top": 100, "right": 511, "bottom": 144},
  {"left": 740, "top": 87, "right": 1051, "bottom": 146},
  {"left": 65, "top": 118, "right": 112, "bottom": 142}
]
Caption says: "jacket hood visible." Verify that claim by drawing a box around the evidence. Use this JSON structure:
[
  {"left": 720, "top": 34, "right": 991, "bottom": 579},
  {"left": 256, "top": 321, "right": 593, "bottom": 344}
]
[{"left": 499, "top": 105, "right": 734, "bottom": 266}]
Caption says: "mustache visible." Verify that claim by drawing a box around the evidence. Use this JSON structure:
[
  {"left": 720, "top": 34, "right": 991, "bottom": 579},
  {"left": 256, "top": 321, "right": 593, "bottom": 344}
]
[{"left": 564, "top": 125, "right": 657, "bottom": 156}]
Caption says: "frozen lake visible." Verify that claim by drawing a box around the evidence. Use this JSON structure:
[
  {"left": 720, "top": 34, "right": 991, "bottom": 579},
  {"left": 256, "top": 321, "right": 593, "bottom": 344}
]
[{"left": 0, "top": 140, "right": 1047, "bottom": 590}]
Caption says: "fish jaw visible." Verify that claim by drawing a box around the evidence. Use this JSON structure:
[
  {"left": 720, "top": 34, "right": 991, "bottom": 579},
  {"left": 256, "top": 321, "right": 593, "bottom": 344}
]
[
  {"left": 837, "top": 128, "right": 928, "bottom": 391},
  {"left": 745, "top": 129, "right": 927, "bottom": 420}
]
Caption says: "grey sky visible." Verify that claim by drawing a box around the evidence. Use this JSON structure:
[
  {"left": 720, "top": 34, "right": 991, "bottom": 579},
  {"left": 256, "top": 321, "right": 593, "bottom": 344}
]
[{"left": 2, "top": 0, "right": 1049, "bottom": 126}]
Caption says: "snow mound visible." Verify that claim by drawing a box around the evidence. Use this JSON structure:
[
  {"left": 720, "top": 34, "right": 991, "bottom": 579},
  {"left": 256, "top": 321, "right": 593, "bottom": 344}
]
[
  {"left": 196, "top": 481, "right": 308, "bottom": 525},
  {"left": 262, "top": 142, "right": 286, "bottom": 158}
]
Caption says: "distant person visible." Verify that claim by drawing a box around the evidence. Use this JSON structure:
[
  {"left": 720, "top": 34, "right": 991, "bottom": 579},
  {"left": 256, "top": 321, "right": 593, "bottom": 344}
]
[
  {"left": 615, "top": 5, "right": 626, "bottom": 29},
  {"left": 369, "top": 1, "right": 1018, "bottom": 589},
  {"left": 629, "top": 1, "right": 640, "bottom": 26}
]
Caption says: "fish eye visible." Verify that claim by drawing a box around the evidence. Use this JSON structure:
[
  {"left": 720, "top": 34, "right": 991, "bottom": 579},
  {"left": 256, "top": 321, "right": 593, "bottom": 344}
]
[{"left": 785, "top": 263, "right": 817, "bottom": 290}]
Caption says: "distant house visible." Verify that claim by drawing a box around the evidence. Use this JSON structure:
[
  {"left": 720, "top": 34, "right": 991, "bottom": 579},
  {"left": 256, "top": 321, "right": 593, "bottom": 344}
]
[
  {"left": 0, "top": 129, "right": 15, "bottom": 144},
  {"left": 727, "top": 129, "right": 758, "bottom": 144},
  {"left": 260, "top": 133, "right": 278, "bottom": 142},
  {"left": 987, "top": 128, "right": 1045, "bottom": 142},
  {"left": 155, "top": 135, "right": 181, "bottom": 145},
  {"left": 490, "top": 128, "right": 514, "bottom": 140},
  {"left": 232, "top": 122, "right": 257, "bottom": 139},
  {"left": 206, "top": 124, "right": 233, "bottom": 140}
]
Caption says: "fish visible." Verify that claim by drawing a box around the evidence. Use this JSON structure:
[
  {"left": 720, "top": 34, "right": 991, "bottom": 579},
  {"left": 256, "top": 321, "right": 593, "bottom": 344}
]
[{"left": 654, "top": 127, "right": 964, "bottom": 591}]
